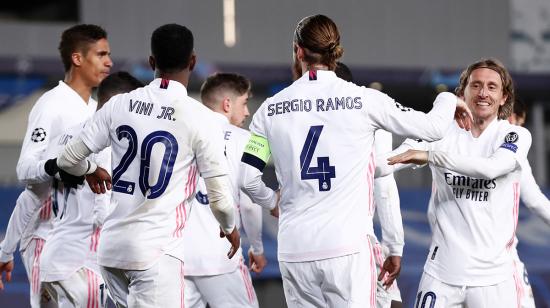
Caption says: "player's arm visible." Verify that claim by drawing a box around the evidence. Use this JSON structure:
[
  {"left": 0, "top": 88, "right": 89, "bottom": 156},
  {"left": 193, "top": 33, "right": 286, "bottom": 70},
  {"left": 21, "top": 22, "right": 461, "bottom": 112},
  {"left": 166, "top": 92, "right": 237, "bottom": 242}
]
[
  {"left": 194, "top": 115, "right": 239, "bottom": 258},
  {"left": 373, "top": 130, "right": 404, "bottom": 257},
  {"left": 56, "top": 105, "right": 113, "bottom": 193},
  {"left": 239, "top": 191, "right": 267, "bottom": 273},
  {"left": 375, "top": 138, "right": 429, "bottom": 177},
  {"left": 0, "top": 190, "right": 44, "bottom": 263},
  {"left": 368, "top": 91, "right": 470, "bottom": 142},
  {"left": 89, "top": 149, "right": 112, "bottom": 227},
  {"left": 389, "top": 128, "right": 532, "bottom": 179},
  {"left": 240, "top": 134, "right": 277, "bottom": 210},
  {"left": 374, "top": 174, "right": 403, "bottom": 286},
  {"left": 16, "top": 103, "right": 58, "bottom": 184},
  {"left": 519, "top": 159, "right": 550, "bottom": 225}
]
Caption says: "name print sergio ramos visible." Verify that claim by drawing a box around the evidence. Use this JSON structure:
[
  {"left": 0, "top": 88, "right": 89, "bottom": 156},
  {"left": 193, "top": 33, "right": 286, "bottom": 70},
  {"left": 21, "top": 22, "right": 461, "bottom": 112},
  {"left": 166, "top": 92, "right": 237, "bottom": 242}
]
[
  {"left": 129, "top": 99, "right": 176, "bottom": 121},
  {"left": 267, "top": 95, "right": 362, "bottom": 116}
]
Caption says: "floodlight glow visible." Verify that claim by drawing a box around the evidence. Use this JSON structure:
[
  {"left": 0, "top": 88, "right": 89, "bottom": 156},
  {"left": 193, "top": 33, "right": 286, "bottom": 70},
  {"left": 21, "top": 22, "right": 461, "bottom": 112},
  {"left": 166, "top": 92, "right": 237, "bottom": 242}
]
[{"left": 223, "top": 0, "right": 236, "bottom": 47}]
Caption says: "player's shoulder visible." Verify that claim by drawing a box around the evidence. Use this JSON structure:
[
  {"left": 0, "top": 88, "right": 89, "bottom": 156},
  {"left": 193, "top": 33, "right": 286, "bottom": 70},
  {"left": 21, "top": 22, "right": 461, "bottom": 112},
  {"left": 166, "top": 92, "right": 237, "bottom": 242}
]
[
  {"left": 496, "top": 120, "right": 531, "bottom": 140},
  {"left": 227, "top": 124, "right": 251, "bottom": 139},
  {"left": 32, "top": 82, "right": 66, "bottom": 108}
]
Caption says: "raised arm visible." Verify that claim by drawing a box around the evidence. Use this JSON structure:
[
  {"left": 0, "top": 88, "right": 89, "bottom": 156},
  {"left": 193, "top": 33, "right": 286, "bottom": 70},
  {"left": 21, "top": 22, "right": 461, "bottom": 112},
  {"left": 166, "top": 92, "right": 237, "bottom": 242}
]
[{"left": 368, "top": 91, "right": 470, "bottom": 142}]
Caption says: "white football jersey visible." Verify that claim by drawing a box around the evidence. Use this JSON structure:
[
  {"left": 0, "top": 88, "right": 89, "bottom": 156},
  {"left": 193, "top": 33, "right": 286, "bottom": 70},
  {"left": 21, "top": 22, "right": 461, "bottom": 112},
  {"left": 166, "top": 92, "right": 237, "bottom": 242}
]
[
  {"left": 517, "top": 158, "right": 550, "bottom": 225},
  {"left": 183, "top": 179, "right": 240, "bottom": 276},
  {"left": 245, "top": 70, "right": 457, "bottom": 262},
  {"left": 184, "top": 114, "right": 263, "bottom": 275},
  {"left": 1, "top": 81, "right": 97, "bottom": 259},
  {"left": 371, "top": 129, "right": 404, "bottom": 257},
  {"left": 40, "top": 123, "right": 111, "bottom": 282},
  {"left": 17, "top": 81, "right": 98, "bottom": 184},
  {"left": 405, "top": 120, "right": 531, "bottom": 286},
  {"left": 79, "top": 78, "right": 228, "bottom": 270}
]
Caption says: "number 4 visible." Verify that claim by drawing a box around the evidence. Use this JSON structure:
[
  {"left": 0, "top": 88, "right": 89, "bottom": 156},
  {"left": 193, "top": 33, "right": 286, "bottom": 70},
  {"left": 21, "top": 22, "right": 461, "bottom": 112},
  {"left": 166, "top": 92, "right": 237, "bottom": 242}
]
[{"left": 300, "top": 125, "right": 336, "bottom": 191}]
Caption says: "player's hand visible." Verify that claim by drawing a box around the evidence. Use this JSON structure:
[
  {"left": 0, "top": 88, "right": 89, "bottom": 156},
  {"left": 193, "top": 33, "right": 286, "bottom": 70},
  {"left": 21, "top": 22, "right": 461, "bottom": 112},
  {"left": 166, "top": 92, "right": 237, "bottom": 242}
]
[
  {"left": 86, "top": 167, "right": 112, "bottom": 194},
  {"left": 387, "top": 149, "right": 428, "bottom": 166},
  {"left": 455, "top": 97, "right": 473, "bottom": 131},
  {"left": 248, "top": 250, "right": 267, "bottom": 274},
  {"left": 378, "top": 256, "right": 401, "bottom": 288},
  {"left": 0, "top": 260, "right": 14, "bottom": 291},
  {"left": 270, "top": 205, "right": 279, "bottom": 218},
  {"left": 59, "top": 170, "right": 85, "bottom": 189},
  {"left": 220, "top": 227, "right": 240, "bottom": 259}
]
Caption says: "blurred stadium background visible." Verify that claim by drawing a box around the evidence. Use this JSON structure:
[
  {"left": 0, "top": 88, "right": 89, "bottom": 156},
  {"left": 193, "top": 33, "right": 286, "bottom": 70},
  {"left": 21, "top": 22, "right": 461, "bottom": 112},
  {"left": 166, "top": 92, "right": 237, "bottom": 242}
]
[{"left": 1, "top": 0, "right": 550, "bottom": 307}]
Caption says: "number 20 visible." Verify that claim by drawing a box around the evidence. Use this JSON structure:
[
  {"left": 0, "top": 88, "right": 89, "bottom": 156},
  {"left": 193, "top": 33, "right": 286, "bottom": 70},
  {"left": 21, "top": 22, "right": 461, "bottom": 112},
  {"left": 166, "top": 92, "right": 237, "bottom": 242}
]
[{"left": 112, "top": 125, "right": 178, "bottom": 199}]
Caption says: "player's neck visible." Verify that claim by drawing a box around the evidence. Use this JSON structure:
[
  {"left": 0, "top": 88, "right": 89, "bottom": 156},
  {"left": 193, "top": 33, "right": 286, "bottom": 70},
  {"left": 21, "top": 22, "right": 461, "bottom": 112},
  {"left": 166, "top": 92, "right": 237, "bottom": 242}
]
[
  {"left": 302, "top": 63, "right": 329, "bottom": 73},
  {"left": 155, "top": 70, "right": 190, "bottom": 88},
  {"left": 64, "top": 72, "right": 92, "bottom": 103},
  {"left": 471, "top": 115, "right": 497, "bottom": 137}
]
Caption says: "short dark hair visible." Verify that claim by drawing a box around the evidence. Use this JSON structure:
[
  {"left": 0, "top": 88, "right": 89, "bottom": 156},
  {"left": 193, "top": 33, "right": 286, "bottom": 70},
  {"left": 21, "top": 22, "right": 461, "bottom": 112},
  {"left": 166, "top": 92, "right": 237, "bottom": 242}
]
[
  {"left": 97, "top": 71, "right": 144, "bottom": 108},
  {"left": 58, "top": 24, "right": 108, "bottom": 72},
  {"left": 151, "top": 24, "right": 194, "bottom": 73},
  {"left": 200, "top": 73, "right": 251, "bottom": 110},
  {"left": 455, "top": 58, "right": 515, "bottom": 120},
  {"left": 334, "top": 62, "right": 353, "bottom": 82}
]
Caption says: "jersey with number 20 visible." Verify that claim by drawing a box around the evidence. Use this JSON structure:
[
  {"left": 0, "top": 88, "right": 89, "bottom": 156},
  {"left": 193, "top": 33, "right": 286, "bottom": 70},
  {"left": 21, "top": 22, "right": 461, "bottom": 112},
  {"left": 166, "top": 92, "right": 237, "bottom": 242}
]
[{"left": 79, "top": 78, "right": 228, "bottom": 270}]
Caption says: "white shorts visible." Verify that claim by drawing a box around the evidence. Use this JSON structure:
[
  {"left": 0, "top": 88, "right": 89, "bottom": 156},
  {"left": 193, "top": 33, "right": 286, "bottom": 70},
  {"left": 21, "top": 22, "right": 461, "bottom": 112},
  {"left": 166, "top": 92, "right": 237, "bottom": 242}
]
[
  {"left": 20, "top": 237, "right": 47, "bottom": 308},
  {"left": 416, "top": 271, "right": 520, "bottom": 308},
  {"left": 369, "top": 236, "right": 402, "bottom": 308},
  {"left": 184, "top": 257, "right": 258, "bottom": 308},
  {"left": 100, "top": 254, "right": 184, "bottom": 308},
  {"left": 42, "top": 267, "right": 106, "bottom": 308},
  {"left": 279, "top": 240, "right": 376, "bottom": 308},
  {"left": 513, "top": 258, "right": 535, "bottom": 308}
]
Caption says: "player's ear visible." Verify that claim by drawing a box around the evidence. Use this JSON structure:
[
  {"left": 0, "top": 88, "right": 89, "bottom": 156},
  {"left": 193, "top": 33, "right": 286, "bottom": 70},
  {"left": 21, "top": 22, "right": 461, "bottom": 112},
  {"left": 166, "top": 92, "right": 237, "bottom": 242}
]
[
  {"left": 188, "top": 53, "right": 197, "bottom": 72},
  {"left": 148, "top": 56, "right": 156, "bottom": 71},
  {"left": 72, "top": 52, "right": 83, "bottom": 67},
  {"left": 295, "top": 44, "right": 305, "bottom": 61},
  {"left": 222, "top": 97, "right": 231, "bottom": 113}
]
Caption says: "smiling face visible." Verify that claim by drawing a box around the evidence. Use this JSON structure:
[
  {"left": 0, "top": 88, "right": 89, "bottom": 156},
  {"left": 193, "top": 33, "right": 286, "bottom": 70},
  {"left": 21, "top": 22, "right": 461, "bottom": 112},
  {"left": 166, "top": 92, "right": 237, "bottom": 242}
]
[{"left": 463, "top": 68, "right": 507, "bottom": 123}]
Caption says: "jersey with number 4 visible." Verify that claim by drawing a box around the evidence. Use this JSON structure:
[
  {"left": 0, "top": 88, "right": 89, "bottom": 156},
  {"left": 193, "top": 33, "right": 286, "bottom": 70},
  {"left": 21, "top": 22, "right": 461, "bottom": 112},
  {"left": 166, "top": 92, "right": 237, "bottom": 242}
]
[
  {"left": 79, "top": 78, "right": 228, "bottom": 270},
  {"left": 244, "top": 70, "right": 457, "bottom": 262}
]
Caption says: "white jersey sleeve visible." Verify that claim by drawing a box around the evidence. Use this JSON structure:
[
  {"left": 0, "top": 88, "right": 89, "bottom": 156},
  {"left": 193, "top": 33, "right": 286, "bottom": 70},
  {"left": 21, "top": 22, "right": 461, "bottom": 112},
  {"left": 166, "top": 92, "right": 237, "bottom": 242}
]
[
  {"left": 428, "top": 126, "right": 531, "bottom": 179},
  {"left": 16, "top": 99, "right": 58, "bottom": 183},
  {"left": 519, "top": 159, "right": 550, "bottom": 225},
  {"left": 367, "top": 91, "right": 457, "bottom": 142},
  {"left": 375, "top": 138, "right": 429, "bottom": 177},
  {"left": 239, "top": 191, "right": 264, "bottom": 254},
  {"left": 373, "top": 130, "right": 404, "bottom": 257},
  {"left": 79, "top": 103, "right": 113, "bottom": 154},
  {"left": 240, "top": 104, "right": 278, "bottom": 210},
  {"left": 0, "top": 190, "right": 44, "bottom": 262},
  {"left": 91, "top": 148, "right": 112, "bottom": 227}
]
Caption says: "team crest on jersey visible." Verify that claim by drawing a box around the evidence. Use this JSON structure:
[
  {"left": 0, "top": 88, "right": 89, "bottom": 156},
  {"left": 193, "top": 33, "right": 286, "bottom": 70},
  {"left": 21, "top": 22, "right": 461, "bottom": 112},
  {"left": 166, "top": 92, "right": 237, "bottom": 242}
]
[
  {"left": 30, "top": 127, "right": 47, "bottom": 143},
  {"left": 394, "top": 102, "right": 411, "bottom": 112},
  {"left": 500, "top": 132, "right": 519, "bottom": 153},
  {"left": 504, "top": 132, "right": 519, "bottom": 143}
]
